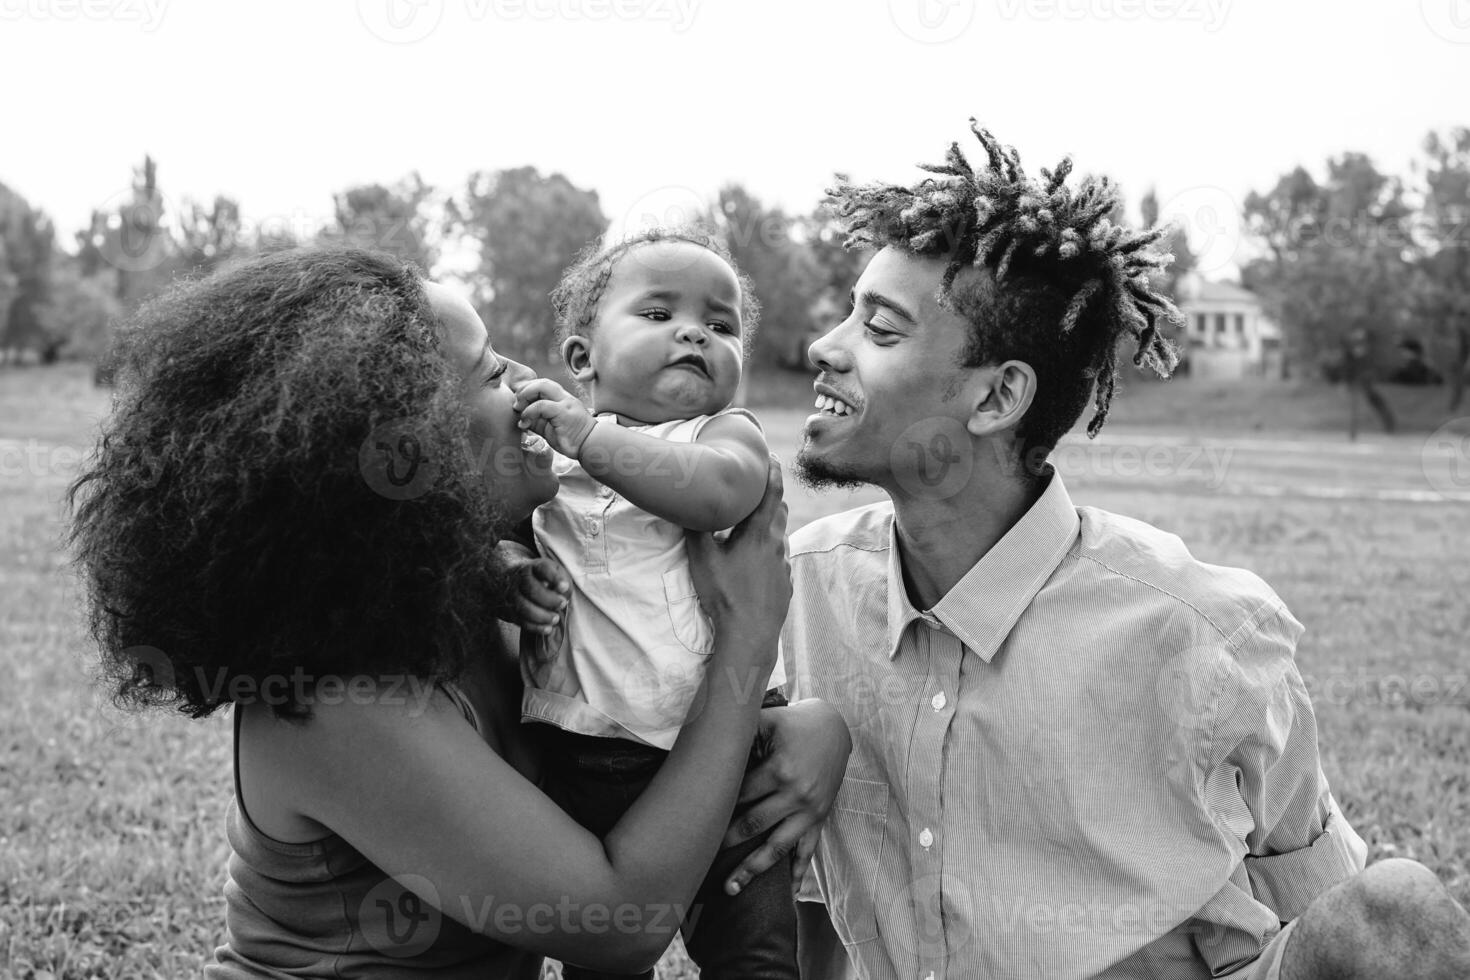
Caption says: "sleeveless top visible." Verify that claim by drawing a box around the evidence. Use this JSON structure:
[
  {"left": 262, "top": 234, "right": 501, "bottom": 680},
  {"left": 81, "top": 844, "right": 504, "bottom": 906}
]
[{"left": 205, "top": 685, "right": 544, "bottom": 979}]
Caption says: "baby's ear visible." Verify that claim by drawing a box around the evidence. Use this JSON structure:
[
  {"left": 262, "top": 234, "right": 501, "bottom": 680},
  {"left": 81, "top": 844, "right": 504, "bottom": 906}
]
[{"left": 561, "top": 335, "right": 595, "bottom": 384}]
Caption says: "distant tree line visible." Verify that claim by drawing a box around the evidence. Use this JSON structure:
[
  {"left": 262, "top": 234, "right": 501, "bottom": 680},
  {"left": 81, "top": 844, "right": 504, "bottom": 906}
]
[{"left": 2, "top": 129, "right": 1467, "bottom": 414}]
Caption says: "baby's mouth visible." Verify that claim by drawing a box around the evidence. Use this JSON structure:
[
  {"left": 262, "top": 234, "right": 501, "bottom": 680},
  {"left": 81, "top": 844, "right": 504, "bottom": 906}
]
[{"left": 670, "top": 353, "right": 710, "bottom": 378}]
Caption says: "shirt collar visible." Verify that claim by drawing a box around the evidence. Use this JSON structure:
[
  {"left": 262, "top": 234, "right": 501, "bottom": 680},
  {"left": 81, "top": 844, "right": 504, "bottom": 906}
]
[{"left": 885, "top": 471, "right": 1081, "bottom": 663}]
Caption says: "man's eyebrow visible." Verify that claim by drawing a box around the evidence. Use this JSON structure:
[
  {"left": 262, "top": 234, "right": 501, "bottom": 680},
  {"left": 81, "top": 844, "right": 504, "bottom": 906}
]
[{"left": 857, "top": 289, "right": 917, "bottom": 324}]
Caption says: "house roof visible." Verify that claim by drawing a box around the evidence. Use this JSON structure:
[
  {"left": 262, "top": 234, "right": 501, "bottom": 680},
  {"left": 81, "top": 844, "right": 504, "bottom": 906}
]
[{"left": 1185, "top": 279, "right": 1261, "bottom": 306}]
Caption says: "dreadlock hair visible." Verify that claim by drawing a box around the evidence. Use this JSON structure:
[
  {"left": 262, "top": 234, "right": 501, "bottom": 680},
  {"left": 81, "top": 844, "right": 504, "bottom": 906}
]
[
  {"left": 550, "top": 224, "right": 761, "bottom": 369},
  {"left": 829, "top": 119, "right": 1181, "bottom": 461}
]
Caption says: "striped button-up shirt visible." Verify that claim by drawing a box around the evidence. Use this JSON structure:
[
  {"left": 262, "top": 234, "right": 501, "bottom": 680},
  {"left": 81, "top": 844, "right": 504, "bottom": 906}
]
[{"left": 785, "top": 474, "right": 1366, "bottom": 980}]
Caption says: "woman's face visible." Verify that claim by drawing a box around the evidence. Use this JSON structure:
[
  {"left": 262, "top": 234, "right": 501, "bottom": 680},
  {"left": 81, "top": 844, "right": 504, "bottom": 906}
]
[{"left": 427, "top": 282, "right": 558, "bottom": 520}]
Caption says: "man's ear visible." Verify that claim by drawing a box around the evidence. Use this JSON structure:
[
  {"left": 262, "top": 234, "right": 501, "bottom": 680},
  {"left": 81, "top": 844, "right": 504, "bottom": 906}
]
[
  {"left": 966, "top": 360, "right": 1036, "bottom": 439},
  {"left": 561, "top": 335, "right": 595, "bottom": 384}
]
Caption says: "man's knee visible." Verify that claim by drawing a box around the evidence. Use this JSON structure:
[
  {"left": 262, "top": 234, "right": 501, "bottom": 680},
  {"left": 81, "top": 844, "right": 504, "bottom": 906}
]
[{"left": 1285, "top": 859, "right": 1470, "bottom": 980}]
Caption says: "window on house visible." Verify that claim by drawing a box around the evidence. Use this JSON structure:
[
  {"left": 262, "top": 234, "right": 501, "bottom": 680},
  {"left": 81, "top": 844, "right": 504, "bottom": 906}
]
[
  {"left": 1234, "top": 314, "right": 1245, "bottom": 334},
  {"left": 1215, "top": 313, "right": 1227, "bottom": 335},
  {"left": 1195, "top": 314, "right": 1207, "bottom": 335}
]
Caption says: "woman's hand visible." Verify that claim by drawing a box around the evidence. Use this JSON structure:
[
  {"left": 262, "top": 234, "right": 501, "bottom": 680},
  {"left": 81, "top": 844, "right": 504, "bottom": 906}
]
[
  {"left": 721, "top": 698, "right": 852, "bottom": 897},
  {"left": 684, "top": 454, "right": 790, "bottom": 680}
]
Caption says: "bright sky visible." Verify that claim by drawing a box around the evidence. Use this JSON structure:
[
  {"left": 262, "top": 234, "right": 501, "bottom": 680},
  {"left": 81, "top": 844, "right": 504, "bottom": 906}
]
[{"left": 3, "top": 0, "right": 1468, "bottom": 275}]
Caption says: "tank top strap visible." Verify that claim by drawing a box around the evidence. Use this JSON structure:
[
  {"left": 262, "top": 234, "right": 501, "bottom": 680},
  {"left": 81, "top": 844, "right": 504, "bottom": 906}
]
[{"left": 438, "top": 680, "right": 483, "bottom": 735}]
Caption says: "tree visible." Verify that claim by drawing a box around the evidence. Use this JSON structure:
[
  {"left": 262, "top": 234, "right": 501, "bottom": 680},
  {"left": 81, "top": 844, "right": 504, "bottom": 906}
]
[
  {"left": 447, "top": 166, "right": 606, "bottom": 370},
  {"left": 0, "top": 182, "right": 55, "bottom": 364},
  {"left": 707, "top": 184, "right": 821, "bottom": 370},
  {"left": 329, "top": 172, "right": 438, "bottom": 273},
  {"left": 1243, "top": 154, "right": 1414, "bottom": 434},
  {"left": 178, "top": 194, "right": 243, "bottom": 275},
  {"left": 1416, "top": 128, "right": 1470, "bottom": 408}
]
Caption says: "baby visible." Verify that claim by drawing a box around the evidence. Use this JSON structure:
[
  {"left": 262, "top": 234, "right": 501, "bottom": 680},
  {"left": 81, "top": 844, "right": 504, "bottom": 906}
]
[{"left": 503, "top": 227, "right": 795, "bottom": 980}]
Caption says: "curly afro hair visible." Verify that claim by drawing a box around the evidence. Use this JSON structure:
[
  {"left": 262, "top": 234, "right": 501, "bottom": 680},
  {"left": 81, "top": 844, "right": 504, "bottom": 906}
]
[
  {"left": 550, "top": 224, "right": 761, "bottom": 366},
  {"left": 68, "top": 246, "right": 512, "bottom": 721},
  {"left": 829, "top": 119, "right": 1182, "bottom": 459}
]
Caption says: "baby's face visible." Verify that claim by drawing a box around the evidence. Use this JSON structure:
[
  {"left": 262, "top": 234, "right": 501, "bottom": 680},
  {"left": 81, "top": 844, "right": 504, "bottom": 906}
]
[{"left": 572, "top": 240, "right": 745, "bottom": 424}]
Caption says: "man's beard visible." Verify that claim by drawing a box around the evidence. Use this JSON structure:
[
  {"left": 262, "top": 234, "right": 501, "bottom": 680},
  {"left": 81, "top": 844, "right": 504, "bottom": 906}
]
[{"left": 795, "top": 442, "right": 871, "bottom": 493}]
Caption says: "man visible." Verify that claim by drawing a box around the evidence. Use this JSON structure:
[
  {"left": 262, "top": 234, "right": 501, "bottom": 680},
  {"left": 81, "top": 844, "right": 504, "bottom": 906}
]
[{"left": 785, "top": 121, "right": 1470, "bottom": 979}]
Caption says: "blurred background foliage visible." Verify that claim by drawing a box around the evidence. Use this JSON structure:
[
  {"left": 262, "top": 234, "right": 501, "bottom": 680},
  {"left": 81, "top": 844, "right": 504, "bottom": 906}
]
[{"left": 2, "top": 128, "right": 1468, "bottom": 411}]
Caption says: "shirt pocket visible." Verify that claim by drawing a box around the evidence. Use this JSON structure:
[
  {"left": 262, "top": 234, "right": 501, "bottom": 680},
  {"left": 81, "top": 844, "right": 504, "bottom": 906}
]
[
  {"left": 820, "top": 776, "right": 888, "bottom": 947},
  {"left": 661, "top": 566, "right": 713, "bottom": 656}
]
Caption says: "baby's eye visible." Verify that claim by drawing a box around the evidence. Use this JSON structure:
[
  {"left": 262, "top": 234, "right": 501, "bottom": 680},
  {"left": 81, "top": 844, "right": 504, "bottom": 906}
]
[
  {"left": 709, "top": 320, "right": 736, "bottom": 334},
  {"left": 639, "top": 308, "right": 671, "bottom": 321}
]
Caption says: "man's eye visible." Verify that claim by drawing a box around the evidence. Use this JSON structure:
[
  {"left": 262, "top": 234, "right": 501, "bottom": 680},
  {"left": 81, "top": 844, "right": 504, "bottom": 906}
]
[{"left": 864, "top": 319, "right": 898, "bottom": 339}]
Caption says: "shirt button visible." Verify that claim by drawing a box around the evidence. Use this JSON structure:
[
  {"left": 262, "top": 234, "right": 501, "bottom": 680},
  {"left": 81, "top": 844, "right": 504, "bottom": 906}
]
[
  {"left": 931, "top": 692, "right": 946, "bottom": 711},
  {"left": 919, "top": 828, "right": 934, "bottom": 848},
  {"left": 588, "top": 521, "right": 601, "bottom": 536}
]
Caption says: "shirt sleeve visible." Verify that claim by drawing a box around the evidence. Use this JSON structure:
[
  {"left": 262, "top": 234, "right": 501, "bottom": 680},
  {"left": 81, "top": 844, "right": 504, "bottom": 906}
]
[{"left": 1191, "top": 598, "right": 1369, "bottom": 971}]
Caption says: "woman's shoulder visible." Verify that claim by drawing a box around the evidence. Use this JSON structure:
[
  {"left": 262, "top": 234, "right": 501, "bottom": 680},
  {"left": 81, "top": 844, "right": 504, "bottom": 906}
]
[{"left": 235, "top": 681, "right": 486, "bottom": 843}]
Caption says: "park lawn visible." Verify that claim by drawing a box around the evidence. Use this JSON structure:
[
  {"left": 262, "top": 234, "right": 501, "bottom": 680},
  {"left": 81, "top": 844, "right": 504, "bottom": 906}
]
[{"left": 2, "top": 364, "right": 1467, "bottom": 978}]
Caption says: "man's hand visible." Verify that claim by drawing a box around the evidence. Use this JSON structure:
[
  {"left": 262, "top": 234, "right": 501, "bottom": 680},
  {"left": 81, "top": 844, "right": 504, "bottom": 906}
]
[
  {"left": 722, "top": 698, "right": 851, "bottom": 898},
  {"left": 513, "top": 378, "right": 598, "bottom": 459}
]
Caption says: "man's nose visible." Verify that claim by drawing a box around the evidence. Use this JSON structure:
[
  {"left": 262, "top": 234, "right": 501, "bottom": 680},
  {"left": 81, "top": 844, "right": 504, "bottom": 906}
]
[{"left": 808, "top": 323, "right": 845, "bottom": 372}]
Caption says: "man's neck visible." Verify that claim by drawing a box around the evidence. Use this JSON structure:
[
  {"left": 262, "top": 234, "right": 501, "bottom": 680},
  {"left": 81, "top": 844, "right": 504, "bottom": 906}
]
[{"left": 890, "top": 473, "right": 1046, "bottom": 611}]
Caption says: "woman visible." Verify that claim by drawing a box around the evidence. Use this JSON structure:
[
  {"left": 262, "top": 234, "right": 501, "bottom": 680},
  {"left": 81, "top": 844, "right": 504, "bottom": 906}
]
[{"left": 68, "top": 247, "right": 849, "bottom": 977}]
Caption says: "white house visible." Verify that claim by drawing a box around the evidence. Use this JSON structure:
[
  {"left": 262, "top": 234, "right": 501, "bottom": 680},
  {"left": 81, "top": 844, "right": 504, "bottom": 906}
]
[{"left": 1174, "top": 274, "right": 1284, "bottom": 380}]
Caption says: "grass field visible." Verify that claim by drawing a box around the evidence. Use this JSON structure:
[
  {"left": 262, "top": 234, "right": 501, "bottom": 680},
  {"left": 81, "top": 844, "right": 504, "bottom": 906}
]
[{"left": 3, "top": 363, "right": 1468, "bottom": 978}]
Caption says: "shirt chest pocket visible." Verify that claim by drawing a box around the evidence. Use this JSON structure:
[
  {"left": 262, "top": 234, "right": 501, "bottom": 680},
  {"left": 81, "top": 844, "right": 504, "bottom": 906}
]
[
  {"left": 661, "top": 567, "right": 713, "bottom": 656},
  {"left": 819, "top": 776, "right": 888, "bottom": 947}
]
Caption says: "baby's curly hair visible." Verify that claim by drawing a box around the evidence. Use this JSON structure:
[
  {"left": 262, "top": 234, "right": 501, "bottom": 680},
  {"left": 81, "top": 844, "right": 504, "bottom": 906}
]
[
  {"left": 830, "top": 119, "right": 1181, "bottom": 457},
  {"left": 68, "top": 246, "right": 511, "bottom": 721},
  {"left": 550, "top": 225, "right": 761, "bottom": 363}
]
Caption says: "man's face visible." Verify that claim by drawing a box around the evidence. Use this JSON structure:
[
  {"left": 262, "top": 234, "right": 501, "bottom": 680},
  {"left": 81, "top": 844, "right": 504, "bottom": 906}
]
[{"left": 798, "top": 246, "right": 982, "bottom": 495}]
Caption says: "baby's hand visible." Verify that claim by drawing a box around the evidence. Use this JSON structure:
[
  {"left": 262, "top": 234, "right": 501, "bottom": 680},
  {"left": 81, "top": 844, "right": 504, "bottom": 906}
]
[
  {"left": 513, "top": 379, "right": 598, "bottom": 459},
  {"left": 515, "top": 556, "right": 571, "bottom": 636}
]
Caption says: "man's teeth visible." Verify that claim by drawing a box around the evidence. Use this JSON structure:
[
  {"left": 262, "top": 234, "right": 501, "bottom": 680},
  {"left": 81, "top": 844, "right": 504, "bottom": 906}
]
[{"left": 814, "top": 394, "right": 854, "bottom": 416}]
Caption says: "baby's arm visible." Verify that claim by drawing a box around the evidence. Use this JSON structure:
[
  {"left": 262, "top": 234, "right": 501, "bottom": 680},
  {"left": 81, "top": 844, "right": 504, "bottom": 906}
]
[
  {"left": 581, "top": 412, "right": 767, "bottom": 532},
  {"left": 514, "top": 379, "right": 769, "bottom": 532}
]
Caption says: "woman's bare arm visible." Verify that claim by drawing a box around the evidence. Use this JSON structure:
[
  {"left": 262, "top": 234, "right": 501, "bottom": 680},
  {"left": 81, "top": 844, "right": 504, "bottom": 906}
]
[{"left": 264, "top": 458, "right": 791, "bottom": 972}]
